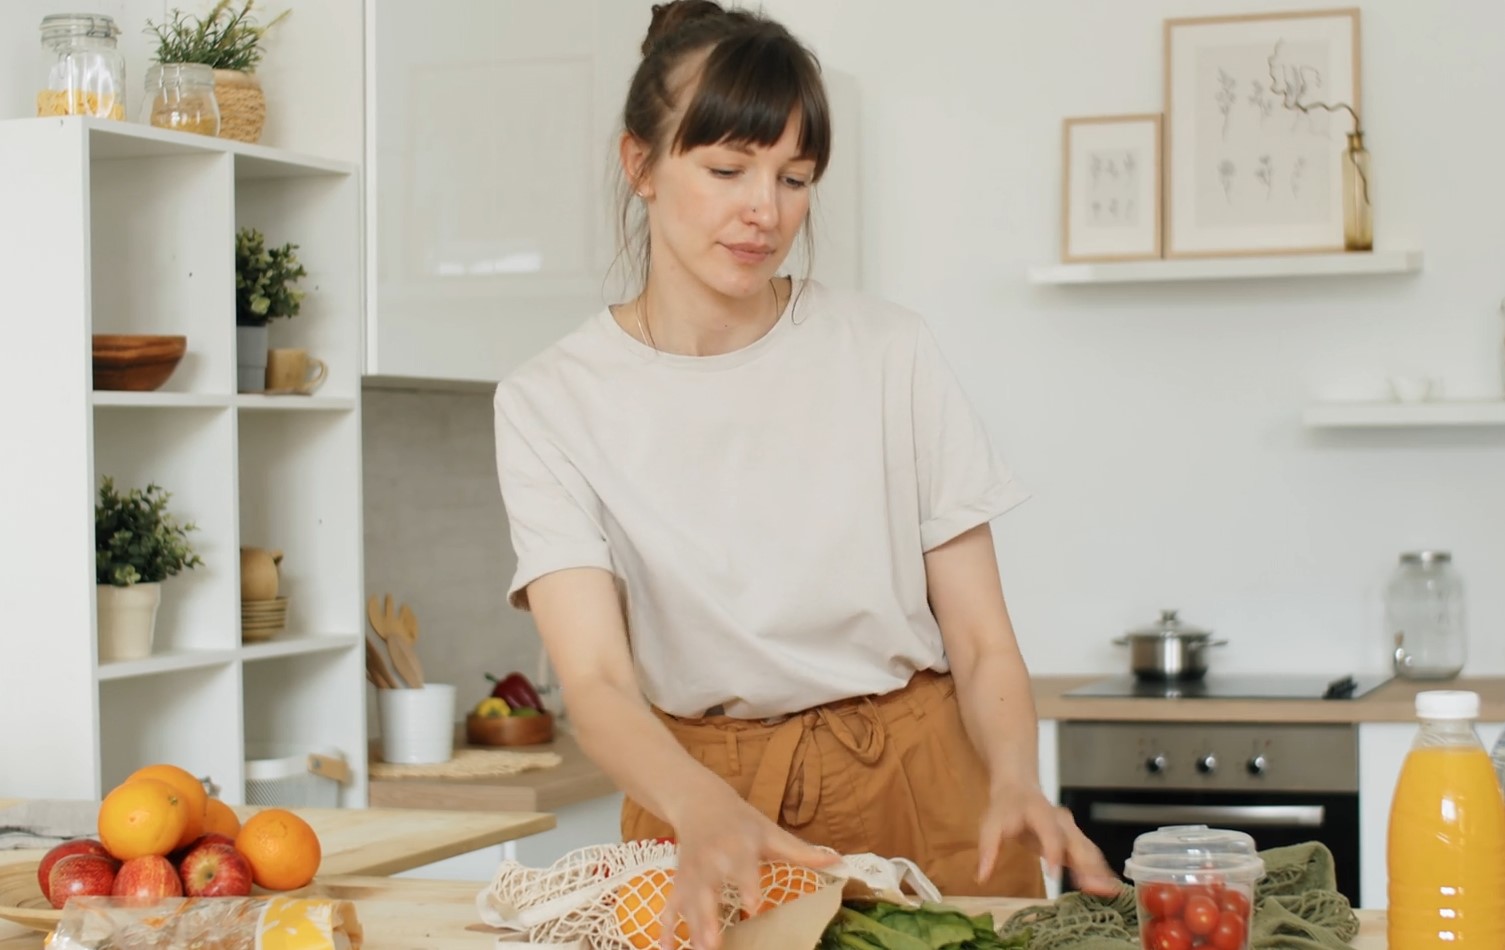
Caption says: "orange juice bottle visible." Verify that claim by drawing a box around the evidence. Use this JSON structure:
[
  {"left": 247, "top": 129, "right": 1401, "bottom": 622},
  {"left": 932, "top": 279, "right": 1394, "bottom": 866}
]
[{"left": 1388, "top": 690, "right": 1505, "bottom": 947}]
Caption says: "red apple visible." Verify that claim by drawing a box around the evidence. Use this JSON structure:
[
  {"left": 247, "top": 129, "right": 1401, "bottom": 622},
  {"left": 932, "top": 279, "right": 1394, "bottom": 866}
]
[
  {"left": 38, "top": 839, "right": 113, "bottom": 904},
  {"left": 48, "top": 853, "right": 119, "bottom": 909},
  {"left": 111, "top": 855, "right": 183, "bottom": 901},
  {"left": 178, "top": 841, "right": 253, "bottom": 897},
  {"left": 168, "top": 832, "right": 238, "bottom": 868}
]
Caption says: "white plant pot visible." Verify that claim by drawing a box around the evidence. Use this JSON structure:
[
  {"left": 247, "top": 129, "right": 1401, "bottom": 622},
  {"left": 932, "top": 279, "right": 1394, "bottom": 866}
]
[{"left": 97, "top": 582, "right": 161, "bottom": 662}]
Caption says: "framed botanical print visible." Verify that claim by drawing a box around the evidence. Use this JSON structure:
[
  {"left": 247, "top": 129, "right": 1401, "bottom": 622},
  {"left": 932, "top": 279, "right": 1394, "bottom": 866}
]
[
  {"left": 1060, "top": 114, "right": 1163, "bottom": 263},
  {"left": 1163, "top": 8, "right": 1361, "bottom": 257}
]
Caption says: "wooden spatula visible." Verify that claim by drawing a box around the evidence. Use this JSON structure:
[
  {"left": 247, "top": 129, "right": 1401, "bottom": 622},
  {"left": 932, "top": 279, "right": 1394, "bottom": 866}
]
[{"left": 368, "top": 593, "right": 424, "bottom": 688}]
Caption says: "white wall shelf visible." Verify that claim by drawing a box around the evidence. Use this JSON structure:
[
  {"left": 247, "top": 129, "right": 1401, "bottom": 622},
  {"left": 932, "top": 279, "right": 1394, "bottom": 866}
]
[
  {"left": 1028, "top": 249, "right": 1424, "bottom": 285},
  {"left": 1304, "top": 400, "right": 1505, "bottom": 428},
  {"left": 0, "top": 116, "right": 367, "bottom": 807}
]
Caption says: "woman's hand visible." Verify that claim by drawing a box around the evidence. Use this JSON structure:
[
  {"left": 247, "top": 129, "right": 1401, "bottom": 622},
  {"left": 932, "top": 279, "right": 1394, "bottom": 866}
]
[
  {"left": 977, "top": 780, "right": 1121, "bottom": 897},
  {"left": 663, "top": 784, "right": 837, "bottom": 949}
]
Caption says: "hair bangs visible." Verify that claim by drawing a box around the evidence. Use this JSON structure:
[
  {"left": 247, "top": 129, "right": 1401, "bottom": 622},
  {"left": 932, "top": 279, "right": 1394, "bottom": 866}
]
[{"left": 670, "top": 31, "right": 831, "bottom": 180}]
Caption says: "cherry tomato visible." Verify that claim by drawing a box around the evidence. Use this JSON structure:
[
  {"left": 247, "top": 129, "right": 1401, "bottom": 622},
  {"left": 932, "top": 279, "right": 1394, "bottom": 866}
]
[
  {"left": 1218, "top": 889, "right": 1251, "bottom": 919},
  {"left": 1210, "top": 911, "right": 1248, "bottom": 950},
  {"left": 1140, "top": 883, "right": 1186, "bottom": 920},
  {"left": 1183, "top": 893, "right": 1222, "bottom": 937},
  {"left": 1146, "top": 918, "right": 1193, "bottom": 950}
]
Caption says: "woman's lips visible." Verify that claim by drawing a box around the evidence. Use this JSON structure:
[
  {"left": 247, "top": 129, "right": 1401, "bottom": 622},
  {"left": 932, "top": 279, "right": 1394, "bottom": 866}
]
[{"left": 723, "top": 242, "right": 773, "bottom": 264}]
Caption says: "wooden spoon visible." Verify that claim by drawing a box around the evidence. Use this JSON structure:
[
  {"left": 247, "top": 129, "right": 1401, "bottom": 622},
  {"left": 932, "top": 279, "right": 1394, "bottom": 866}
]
[
  {"left": 367, "top": 593, "right": 424, "bottom": 688},
  {"left": 365, "top": 635, "right": 397, "bottom": 689},
  {"left": 398, "top": 603, "right": 420, "bottom": 645}
]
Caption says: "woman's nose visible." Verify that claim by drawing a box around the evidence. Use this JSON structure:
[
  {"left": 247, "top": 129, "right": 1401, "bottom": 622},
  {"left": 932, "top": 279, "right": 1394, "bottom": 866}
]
[{"left": 743, "top": 178, "right": 778, "bottom": 226}]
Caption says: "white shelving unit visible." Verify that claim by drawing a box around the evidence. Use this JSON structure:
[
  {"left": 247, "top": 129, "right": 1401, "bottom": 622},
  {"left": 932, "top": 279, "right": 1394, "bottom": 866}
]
[
  {"left": 1027, "top": 249, "right": 1424, "bottom": 285},
  {"left": 1304, "top": 400, "right": 1505, "bottom": 429},
  {"left": 0, "top": 117, "right": 367, "bottom": 807}
]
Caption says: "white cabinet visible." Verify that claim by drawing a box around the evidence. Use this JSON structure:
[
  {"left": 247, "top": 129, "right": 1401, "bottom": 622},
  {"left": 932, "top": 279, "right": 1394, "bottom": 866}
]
[
  {"left": 0, "top": 117, "right": 367, "bottom": 807},
  {"left": 363, "top": 0, "right": 861, "bottom": 387}
]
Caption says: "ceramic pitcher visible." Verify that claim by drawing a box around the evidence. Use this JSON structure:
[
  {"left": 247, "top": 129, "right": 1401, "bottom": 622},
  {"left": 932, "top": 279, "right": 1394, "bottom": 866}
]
[{"left": 240, "top": 546, "right": 283, "bottom": 601}]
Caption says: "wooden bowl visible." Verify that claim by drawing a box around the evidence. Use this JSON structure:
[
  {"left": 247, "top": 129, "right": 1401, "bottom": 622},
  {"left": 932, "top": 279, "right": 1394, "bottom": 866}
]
[
  {"left": 466, "top": 711, "right": 554, "bottom": 747},
  {"left": 92, "top": 334, "right": 187, "bottom": 391}
]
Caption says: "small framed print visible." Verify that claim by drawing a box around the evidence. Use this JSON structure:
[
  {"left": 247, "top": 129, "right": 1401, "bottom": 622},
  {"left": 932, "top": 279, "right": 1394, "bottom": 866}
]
[
  {"left": 1163, "top": 8, "right": 1361, "bottom": 257},
  {"left": 1061, "top": 114, "right": 1163, "bottom": 263}
]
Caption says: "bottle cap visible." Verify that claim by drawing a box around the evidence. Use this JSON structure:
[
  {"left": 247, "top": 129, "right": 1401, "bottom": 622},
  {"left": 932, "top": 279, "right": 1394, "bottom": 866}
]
[{"left": 1416, "top": 690, "right": 1479, "bottom": 720}]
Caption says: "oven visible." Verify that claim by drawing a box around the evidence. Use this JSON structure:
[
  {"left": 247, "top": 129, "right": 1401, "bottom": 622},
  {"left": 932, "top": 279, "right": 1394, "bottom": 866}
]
[{"left": 1057, "top": 720, "right": 1361, "bottom": 903}]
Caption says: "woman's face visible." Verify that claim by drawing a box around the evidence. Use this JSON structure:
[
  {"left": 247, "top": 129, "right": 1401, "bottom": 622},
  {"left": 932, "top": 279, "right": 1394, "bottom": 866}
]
[{"left": 635, "top": 111, "right": 816, "bottom": 303}]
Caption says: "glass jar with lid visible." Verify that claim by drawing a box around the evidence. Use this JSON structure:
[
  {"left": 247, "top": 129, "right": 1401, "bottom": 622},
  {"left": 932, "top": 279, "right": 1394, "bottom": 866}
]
[
  {"left": 1386, "top": 550, "right": 1467, "bottom": 680},
  {"left": 37, "top": 14, "right": 125, "bottom": 120},
  {"left": 143, "top": 63, "right": 221, "bottom": 137}
]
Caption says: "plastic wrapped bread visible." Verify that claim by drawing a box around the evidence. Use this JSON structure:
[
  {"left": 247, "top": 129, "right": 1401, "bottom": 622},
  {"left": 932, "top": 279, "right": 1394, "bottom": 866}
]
[{"left": 44, "top": 896, "right": 363, "bottom": 949}]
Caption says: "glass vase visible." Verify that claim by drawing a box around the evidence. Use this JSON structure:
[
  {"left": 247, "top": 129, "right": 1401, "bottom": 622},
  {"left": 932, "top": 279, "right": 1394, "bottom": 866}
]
[{"left": 1343, "top": 131, "right": 1373, "bottom": 251}]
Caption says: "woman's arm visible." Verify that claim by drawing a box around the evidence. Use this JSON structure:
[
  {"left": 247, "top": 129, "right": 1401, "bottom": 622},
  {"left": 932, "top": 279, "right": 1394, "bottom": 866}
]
[
  {"left": 523, "top": 567, "right": 833, "bottom": 949},
  {"left": 924, "top": 523, "right": 1119, "bottom": 894}
]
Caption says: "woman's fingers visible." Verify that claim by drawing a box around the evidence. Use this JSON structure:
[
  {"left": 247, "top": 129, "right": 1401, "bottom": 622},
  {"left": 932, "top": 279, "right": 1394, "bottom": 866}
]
[
  {"left": 770, "top": 826, "right": 840, "bottom": 868},
  {"left": 666, "top": 865, "right": 723, "bottom": 950}
]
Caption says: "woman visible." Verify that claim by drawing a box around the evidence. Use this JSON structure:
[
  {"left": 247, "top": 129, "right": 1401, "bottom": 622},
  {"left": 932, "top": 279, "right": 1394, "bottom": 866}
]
[{"left": 493, "top": 2, "right": 1118, "bottom": 946}]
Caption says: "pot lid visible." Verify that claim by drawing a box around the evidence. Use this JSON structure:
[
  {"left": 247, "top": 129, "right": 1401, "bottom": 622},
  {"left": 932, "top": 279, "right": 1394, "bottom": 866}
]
[{"left": 1125, "top": 609, "right": 1213, "bottom": 639}]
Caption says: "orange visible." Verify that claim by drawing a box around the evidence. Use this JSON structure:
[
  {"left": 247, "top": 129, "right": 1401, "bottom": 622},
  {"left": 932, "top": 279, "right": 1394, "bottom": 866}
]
[
  {"left": 740, "top": 861, "right": 824, "bottom": 918},
  {"left": 203, "top": 797, "right": 241, "bottom": 839},
  {"left": 97, "top": 778, "right": 190, "bottom": 860},
  {"left": 614, "top": 867, "right": 691, "bottom": 950},
  {"left": 236, "top": 808, "right": 322, "bottom": 891},
  {"left": 126, "top": 764, "right": 207, "bottom": 849}
]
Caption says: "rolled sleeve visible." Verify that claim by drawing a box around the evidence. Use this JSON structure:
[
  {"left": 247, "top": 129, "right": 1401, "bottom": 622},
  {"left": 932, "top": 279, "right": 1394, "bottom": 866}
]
[
  {"left": 494, "top": 388, "right": 613, "bottom": 609},
  {"left": 911, "top": 321, "right": 1032, "bottom": 551}
]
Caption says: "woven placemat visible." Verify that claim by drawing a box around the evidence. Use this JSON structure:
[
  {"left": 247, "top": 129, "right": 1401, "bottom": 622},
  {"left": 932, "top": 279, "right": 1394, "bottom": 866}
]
[{"left": 371, "top": 748, "right": 563, "bottom": 779}]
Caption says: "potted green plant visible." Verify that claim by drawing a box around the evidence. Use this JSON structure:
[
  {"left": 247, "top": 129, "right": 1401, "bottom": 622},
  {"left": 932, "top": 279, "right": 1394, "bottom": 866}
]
[
  {"left": 96, "top": 478, "right": 204, "bottom": 662},
  {"left": 144, "top": 0, "right": 290, "bottom": 144},
  {"left": 235, "top": 226, "right": 307, "bottom": 392}
]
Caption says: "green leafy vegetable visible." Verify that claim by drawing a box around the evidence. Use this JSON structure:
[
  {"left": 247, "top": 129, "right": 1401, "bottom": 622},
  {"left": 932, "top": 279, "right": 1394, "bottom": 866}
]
[{"left": 818, "top": 901, "right": 1031, "bottom": 950}]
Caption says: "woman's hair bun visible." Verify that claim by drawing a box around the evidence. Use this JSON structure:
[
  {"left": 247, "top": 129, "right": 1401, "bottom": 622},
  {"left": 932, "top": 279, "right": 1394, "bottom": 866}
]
[{"left": 642, "top": 0, "right": 728, "bottom": 56}]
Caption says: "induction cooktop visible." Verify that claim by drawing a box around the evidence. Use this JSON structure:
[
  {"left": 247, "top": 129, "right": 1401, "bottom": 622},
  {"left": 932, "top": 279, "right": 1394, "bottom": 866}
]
[{"left": 1063, "top": 673, "right": 1394, "bottom": 701}]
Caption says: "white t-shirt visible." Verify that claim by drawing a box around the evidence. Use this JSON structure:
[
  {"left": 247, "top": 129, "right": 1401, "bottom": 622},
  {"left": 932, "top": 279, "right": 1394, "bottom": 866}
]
[{"left": 493, "top": 280, "right": 1029, "bottom": 719}]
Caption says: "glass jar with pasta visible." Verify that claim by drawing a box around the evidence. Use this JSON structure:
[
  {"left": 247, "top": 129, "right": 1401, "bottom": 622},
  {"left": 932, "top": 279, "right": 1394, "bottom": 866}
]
[
  {"left": 37, "top": 13, "right": 126, "bottom": 120},
  {"left": 143, "top": 63, "right": 221, "bottom": 137}
]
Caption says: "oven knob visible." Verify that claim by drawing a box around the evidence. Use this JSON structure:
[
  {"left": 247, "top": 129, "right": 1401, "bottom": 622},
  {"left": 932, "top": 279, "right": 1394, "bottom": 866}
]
[
  {"left": 1247, "top": 754, "right": 1268, "bottom": 776},
  {"left": 1196, "top": 754, "right": 1218, "bottom": 774},
  {"left": 1144, "top": 754, "right": 1168, "bottom": 774}
]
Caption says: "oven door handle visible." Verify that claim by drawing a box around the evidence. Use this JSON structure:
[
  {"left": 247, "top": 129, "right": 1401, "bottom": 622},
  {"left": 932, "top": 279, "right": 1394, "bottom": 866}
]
[{"left": 1088, "top": 803, "right": 1326, "bottom": 828}]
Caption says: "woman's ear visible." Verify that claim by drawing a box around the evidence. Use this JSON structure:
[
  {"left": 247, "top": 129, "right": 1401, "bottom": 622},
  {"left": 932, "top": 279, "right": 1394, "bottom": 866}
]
[{"left": 620, "top": 132, "right": 654, "bottom": 198}]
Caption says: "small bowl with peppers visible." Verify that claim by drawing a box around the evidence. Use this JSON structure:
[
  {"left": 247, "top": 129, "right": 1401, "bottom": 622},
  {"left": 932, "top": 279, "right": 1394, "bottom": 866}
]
[
  {"left": 466, "top": 671, "right": 554, "bottom": 746},
  {"left": 1125, "top": 825, "right": 1265, "bottom": 950}
]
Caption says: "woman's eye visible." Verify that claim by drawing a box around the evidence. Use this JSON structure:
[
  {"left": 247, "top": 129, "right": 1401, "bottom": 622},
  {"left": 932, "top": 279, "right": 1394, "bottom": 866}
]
[
  {"left": 709, "top": 167, "right": 739, "bottom": 178},
  {"left": 782, "top": 176, "right": 811, "bottom": 190}
]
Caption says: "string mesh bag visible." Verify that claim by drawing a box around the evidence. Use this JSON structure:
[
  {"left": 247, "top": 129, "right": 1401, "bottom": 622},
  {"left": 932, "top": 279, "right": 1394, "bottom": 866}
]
[{"left": 476, "top": 842, "right": 939, "bottom": 949}]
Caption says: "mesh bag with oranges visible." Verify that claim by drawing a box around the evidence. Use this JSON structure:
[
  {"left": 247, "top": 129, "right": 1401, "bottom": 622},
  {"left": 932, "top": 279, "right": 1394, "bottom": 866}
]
[{"left": 476, "top": 841, "right": 944, "bottom": 949}]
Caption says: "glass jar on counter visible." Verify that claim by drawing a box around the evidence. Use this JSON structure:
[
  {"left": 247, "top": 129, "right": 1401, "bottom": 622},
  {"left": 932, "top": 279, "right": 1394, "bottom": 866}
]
[
  {"left": 37, "top": 14, "right": 125, "bottom": 120},
  {"left": 1386, "top": 550, "right": 1466, "bottom": 680},
  {"left": 143, "top": 63, "right": 221, "bottom": 137}
]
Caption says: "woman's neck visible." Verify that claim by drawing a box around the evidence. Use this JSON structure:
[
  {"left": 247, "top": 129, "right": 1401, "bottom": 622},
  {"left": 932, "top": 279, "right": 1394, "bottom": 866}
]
[{"left": 622, "top": 273, "right": 789, "bottom": 357}]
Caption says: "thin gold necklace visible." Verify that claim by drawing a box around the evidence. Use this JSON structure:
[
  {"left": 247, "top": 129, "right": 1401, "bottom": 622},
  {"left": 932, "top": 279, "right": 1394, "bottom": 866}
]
[{"left": 635, "top": 279, "right": 779, "bottom": 353}]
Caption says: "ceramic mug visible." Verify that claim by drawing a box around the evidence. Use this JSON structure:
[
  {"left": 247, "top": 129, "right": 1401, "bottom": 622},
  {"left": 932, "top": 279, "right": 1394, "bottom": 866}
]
[{"left": 265, "top": 348, "right": 328, "bottom": 394}]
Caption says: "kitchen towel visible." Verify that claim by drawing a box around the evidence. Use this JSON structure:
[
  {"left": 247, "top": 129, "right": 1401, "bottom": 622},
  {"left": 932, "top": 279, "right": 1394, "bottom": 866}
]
[
  {"left": 0, "top": 799, "right": 98, "bottom": 850},
  {"left": 998, "top": 842, "right": 1359, "bottom": 950}
]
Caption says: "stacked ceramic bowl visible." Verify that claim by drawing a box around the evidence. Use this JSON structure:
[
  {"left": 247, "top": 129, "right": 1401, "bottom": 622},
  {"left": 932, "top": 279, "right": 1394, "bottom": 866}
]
[{"left": 241, "top": 597, "right": 288, "bottom": 642}]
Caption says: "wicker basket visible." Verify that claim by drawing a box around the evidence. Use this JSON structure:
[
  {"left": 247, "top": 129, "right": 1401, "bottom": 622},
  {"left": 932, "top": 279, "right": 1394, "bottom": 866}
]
[{"left": 213, "top": 69, "right": 265, "bottom": 143}]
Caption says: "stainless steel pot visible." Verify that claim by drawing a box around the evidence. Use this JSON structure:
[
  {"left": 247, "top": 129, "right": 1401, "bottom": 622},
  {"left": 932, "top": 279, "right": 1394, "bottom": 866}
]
[{"left": 1113, "top": 609, "right": 1228, "bottom": 681}]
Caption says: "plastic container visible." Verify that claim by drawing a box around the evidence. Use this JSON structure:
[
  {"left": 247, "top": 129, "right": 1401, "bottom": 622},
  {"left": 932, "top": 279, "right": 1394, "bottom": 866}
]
[
  {"left": 1124, "top": 825, "right": 1265, "bottom": 950},
  {"left": 1388, "top": 690, "right": 1505, "bottom": 945},
  {"left": 1385, "top": 550, "right": 1466, "bottom": 679}
]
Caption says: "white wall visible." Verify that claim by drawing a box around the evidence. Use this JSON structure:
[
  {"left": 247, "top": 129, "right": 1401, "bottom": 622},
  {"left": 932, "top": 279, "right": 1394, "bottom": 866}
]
[{"left": 754, "top": 0, "right": 1505, "bottom": 680}]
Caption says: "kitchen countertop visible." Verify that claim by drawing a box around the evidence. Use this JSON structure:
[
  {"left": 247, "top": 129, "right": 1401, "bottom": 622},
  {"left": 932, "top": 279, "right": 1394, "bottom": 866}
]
[
  {"left": 1033, "top": 675, "right": 1505, "bottom": 723},
  {"left": 368, "top": 731, "right": 618, "bottom": 813},
  {"left": 0, "top": 878, "right": 1391, "bottom": 949},
  {"left": 366, "top": 678, "right": 1505, "bottom": 815}
]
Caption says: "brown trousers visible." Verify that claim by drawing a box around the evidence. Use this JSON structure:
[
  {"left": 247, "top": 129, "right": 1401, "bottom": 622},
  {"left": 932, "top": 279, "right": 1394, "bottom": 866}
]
[{"left": 620, "top": 670, "right": 1045, "bottom": 898}]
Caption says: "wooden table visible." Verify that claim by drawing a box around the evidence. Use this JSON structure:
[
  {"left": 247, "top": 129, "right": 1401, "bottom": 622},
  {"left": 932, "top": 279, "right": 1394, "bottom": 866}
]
[
  {"left": 0, "top": 882, "right": 1392, "bottom": 949},
  {"left": 0, "top": 800, "right": 554, "bottom": 946}
]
